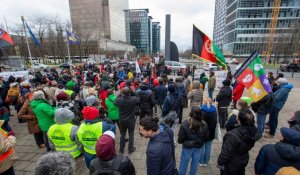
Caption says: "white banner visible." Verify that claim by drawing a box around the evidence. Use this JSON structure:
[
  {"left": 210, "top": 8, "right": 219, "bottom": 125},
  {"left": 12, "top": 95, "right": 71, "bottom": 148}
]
[
  {"left": 0, "top": 71, "right": 29, "bottom": 81},
  {"left": 194, "top": 69, "right": 227, "bottom": 88}
]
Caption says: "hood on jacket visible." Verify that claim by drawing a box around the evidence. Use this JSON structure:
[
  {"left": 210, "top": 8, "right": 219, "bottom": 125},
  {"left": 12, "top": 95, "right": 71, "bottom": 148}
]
[
  {"left": 169, "top": 92, "right": 181, "bottom": 109},
  {"left": 275, "top": 142, "right": 300, "bottom": 161},
  {"left": 234, "top": 126, "right": 260, "bottom": 143},
  {"left": 151, "top": 123, "right": 173, "bottom": 143},
  {"left": 54, "top": 108, "right": 74, "bottom": 124},
  {"left": 201, "top": 104, "right": 216, "bottom": 112},
  {"left": 30, "top": 99, "right": 48, "bottom": 108},
  {"left": 282, "top": 83, "right": 293, "bottom": 92}
]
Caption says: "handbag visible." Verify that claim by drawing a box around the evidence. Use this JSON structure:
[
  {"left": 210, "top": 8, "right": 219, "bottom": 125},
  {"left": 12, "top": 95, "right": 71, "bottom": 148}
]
[{"left": 215, "top": 109, "right": 222, "bottom": 142}]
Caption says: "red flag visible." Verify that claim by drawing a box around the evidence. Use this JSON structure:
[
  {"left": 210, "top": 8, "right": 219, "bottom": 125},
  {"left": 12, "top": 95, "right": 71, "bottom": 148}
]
[{"left": 0, "top": 28, "right": 14, "bottom": 47}]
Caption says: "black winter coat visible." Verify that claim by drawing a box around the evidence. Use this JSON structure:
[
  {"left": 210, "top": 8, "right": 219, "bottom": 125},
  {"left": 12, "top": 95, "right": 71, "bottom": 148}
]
[
  {"left": 201, "top": 105, "right": 218, "bottom": 141},
  {"left": 89, "top": 155, "right": 135, "bottom": 175},
  {"left": 146, "top": 123, "right": 176, "bottom": 175},
  {"left": 255, "top": 143, "right": 300, "bottom": 175},
  {"left": 218, "top": 126, "right": 260, "bottom": 175},
  {"left": 114, "top": 95, "right": 139, "bottom": 122},
  {"left": 178, "top": 119, "right": 209, "bottom": 148},
  {"left": 154, "top": 85, "right": 168, "bottom": 105},
  {"left": 136, "top": 89, "right": 155, "bottom": 112},
  {"left": 251, "top": 93, "right": 273, "bottom": 114},
  {"left": 216, "top": 86, "right": 232, "bottom": 107}
]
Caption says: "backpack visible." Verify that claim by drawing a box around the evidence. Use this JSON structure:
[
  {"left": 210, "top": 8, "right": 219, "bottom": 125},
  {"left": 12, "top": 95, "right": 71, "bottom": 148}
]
[
  {"left": 91, "top": 156, "right": 124, "bottom": 175},
  {"left": 162, "top": 96, "right": 178, "bottom": 126}
]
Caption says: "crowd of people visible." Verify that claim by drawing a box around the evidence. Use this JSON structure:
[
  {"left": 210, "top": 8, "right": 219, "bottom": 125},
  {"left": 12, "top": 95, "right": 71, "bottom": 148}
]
[{"left": 0, "top": 61, "right": 299, "bottom": 175}]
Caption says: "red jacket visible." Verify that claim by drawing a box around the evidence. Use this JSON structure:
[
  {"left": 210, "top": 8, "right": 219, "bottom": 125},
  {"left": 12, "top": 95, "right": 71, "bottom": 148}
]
[
  {"left": 99, "top": 89, "right": 108, "bottom": 110},
  {"left": 232, "top": 83, "right": 245, "bottom": 101}
]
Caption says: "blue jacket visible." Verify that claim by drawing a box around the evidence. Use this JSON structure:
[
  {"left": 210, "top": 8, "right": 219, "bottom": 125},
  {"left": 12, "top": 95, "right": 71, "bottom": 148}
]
[
  {"left": 162, "top": 92, "right": 182, "bottom": 117},
  {"left": 255, "top": 143, "right": 300, "bottom": 175},
  {"left": 154, "top": 85, "right": 168, "bottom": 105},
  {"left": 146, "top": 123, "right": 176, "bottom": 175},
  {"left": 272, "top": 83, "right": 293, "bottom": 110},
  {"left": 118, "top": 70, "right": 125, "bottom": 80}
]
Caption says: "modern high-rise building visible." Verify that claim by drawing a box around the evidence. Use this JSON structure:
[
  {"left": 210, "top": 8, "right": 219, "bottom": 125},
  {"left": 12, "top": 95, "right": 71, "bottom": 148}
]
[
  {"left": 152, "top": 22, "right": 161, "bottom": 54},
  {"left": 213, "top": 0, "right": 300, "bottom": 58},
  {"left": 124, "top": 9, "right": 151, "bottom": 54},
  {"left": 69, "top": 0, "right": 128, "bottom": 42}
]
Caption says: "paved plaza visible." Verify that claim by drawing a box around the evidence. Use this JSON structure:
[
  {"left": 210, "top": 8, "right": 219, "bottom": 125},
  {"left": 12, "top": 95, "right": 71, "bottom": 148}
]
[{"left": 11, "top": 77, "right": 300, "bottom": 175}]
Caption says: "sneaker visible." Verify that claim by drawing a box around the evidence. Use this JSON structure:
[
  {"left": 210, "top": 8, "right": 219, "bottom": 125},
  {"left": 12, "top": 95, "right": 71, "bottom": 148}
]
[
  {"left": 203, "top": 164, "right": 208, "bottom": 167},
  {"left": 129, "top": 147, "right": 136, "bottom": 154},
  {"left": 199, "top": 163, "right": 204, "bottom": 167}
]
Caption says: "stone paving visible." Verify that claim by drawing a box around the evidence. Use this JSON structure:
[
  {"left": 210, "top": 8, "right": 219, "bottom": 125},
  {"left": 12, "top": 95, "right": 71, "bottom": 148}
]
[{"left": 10, "top": 77, "right": 300, "bottom": 175}]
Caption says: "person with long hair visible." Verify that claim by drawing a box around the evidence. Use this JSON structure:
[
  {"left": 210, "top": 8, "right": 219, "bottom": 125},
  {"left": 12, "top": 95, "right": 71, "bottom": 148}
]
[
  {"left": 178, "top": 106, "right": 209, "bottom": 175},
  {"left": 199, "top": 97, "right": 218, "bottom": 167}
]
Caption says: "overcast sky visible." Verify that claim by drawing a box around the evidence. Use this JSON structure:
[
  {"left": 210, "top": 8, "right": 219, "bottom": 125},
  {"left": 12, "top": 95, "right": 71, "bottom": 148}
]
[{"left": 0, "top": 0, "right": 215, "bottom": 51}]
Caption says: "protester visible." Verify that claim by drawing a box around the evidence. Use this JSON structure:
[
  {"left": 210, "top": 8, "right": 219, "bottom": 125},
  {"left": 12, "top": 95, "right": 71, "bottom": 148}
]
[
  {"left": 154, "top": 78, "right": 168, "bottom": 112},
  {"left": 216, "top": 79, "right": 232, "bottom": 129},
  {"left": 175, "top": 77, "right": 187, "bottom": 124},
  {"left": 200, "top": 97, "right": 217, "bottom": 166},
  {"left": 288, "top": 110, "right": 300, "bottom": 131},
  {"left": 17, "top": 92, "right": 45, "bottom": 148},
  {"left": 208, "top": 70, "right": 216, "bottom": 99},
  {"left": 0, "top": 98, "right": 12, "bottom": 134},
  {"left": 183, "top": 74, "right": 191, "bottom": 93},
  {"left": 30, "top": 90, "right": 56, "bottom": 152},
  {"left": 105, "top": 89, "right": 120, "bottom": 128},
  {"left": 0, "top": 120, "right": 17, "bottom": 175},
  {"left": 114, "top": 87, "right": 138, "bottom": 154},
  {"left": 255, "top": 127, "right": 300, "bottom": 174},
  {"left": 77, "top": 105, "right": 115, "bottom": 167},
  {"left": 139, "top": 117, "right": 177, "bottom": 175},
  {"left": 200, "top": 72, "right": 208, "bottom": 91},
  {"left": 225, "top": 99, "right": 250, "bottom": 132},
  {"left": 217, "top": 109, "right": 260, "bottom": 175},
  {"left": 178, "top": 106, "right": 209, "bottom": 175},
  {"left": 47, "top": 108, "right": 82, "bottom": 158},
  {"left": 231, "top": 81, "right": 245, "bottom": 109},
  {"left": 89, "top": 131, "right": 136, "bottom": 175},
  {"left": 187, "top": 80, "right": 203, "bottom": 107},
  {"left": 136, "top": 82, "right": 155, "bottom": 119},
  {"left": 265, "top": 78, "right": 293, "bottom": 138},
  {"left": 34, "top": 152, "right": 75, "bottom": 175},
  {"left": 251, "top": 93, "right": 273, "bottom": 137}
]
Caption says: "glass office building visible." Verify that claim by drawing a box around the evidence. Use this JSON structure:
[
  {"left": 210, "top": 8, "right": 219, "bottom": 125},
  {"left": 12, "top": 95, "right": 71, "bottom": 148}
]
[
  {"left": 152, "top": 22, "right": 161, "bottom": 54},
  {"left": 213, "top": 0, "right": 300, "bottom": 57},
  {"left": 125, "top": 9, "right": 151, "bottom": 54}
]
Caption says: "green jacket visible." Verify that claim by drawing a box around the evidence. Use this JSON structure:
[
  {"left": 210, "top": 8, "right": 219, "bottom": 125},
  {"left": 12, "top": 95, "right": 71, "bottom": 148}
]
[
  {"left": 105, "top": 94, "right": 119, "bottom": 120},
  {"left": 30, "top": 99, "right": 56, "bottom": 132}
]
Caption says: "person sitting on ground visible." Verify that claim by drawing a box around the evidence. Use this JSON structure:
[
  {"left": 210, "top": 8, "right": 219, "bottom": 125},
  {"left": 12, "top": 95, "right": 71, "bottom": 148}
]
[
  {"left": 89, "top": 131, "right": 136, "bottom": 175},
  {"left": 34, "top": 152, "right": 75, "bottom": 175},
  {"left": 255, "top": 127, "right": 300, "bottom": 175},
  {"left": 47, "top": 108, "right": 82, "bottom": 159}
]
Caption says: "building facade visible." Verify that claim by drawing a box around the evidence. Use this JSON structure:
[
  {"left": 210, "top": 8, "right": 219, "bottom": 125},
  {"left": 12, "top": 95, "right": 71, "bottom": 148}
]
[
  {"left": 152, "top": 22, "right": 161, "bottom": 54},
  {"left": 69, "top": 0, "right": 128, "bottom": 42},
  {"left": 213, "top": 0, "right": 300, "bottom": 58}
]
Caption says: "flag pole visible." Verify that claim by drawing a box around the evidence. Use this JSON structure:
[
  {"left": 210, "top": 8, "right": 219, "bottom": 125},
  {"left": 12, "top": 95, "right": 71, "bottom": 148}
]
[
  {"left": 65, "top": 31, "right": 71, "bottom": 63},
  {"left": 21, "top": 16, "right": 34, "bottom": 71}
]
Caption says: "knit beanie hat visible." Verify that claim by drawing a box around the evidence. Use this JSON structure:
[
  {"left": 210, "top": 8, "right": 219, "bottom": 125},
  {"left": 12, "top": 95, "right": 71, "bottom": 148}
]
[
  {"left": 55, "top": 108, "right": 74, "bottom": 124},
  {"left": 280, "top": 127, "right": 300, "bottom": 146},
  {"left": 85, "top": 95, "right": 99, "bottom": 107},
  {"left": 96, "top": 131, "right": 116, "bottom": 160},
  {"left": 66, "top": 80, "right": 76, "bottom": 90},
  {"left": 82, "top": 106, "right": 99, "bottom": 120},
  {"left": 56, "top": 91, "right": 69, "bottom": 101},
  {"left": 168, "top": 84, "right": 176, "bottom": 93},
  {"left": 240, "top": 96, "right": 252, "bottom": 106}
]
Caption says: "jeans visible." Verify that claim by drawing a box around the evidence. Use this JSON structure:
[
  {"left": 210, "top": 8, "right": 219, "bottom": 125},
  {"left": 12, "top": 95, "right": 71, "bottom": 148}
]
[
  {"left": 199, "top": 140, "right": 213, "bottom": 164},
  {"left": 119, "top": 120, "right": 135, "bottom": 152},
  {"left": 84, "top": 152, "right": 96, "bottom": 168},
  {"left": 208, "top": 89, "right": 214, "bottom": 100},
  {"left": 269, "top": 107, "right": 280, "bottom": 136},
  {"left": 218, "top": 107, "right": 228, "bottom": 128},
  {"left": 179, "top": 147, "right": 203, "bottom": 175},
  {"left": 256, "top": 113, "right": 267, "bottom": 137}
]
